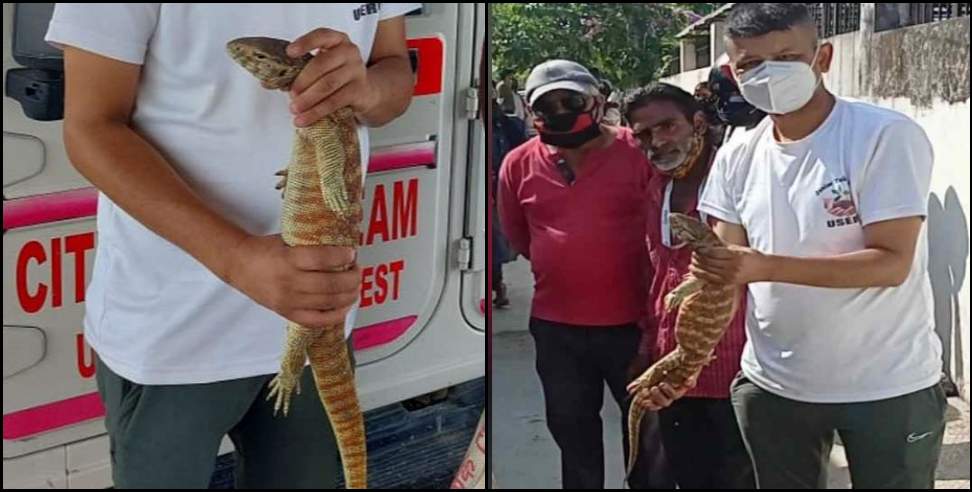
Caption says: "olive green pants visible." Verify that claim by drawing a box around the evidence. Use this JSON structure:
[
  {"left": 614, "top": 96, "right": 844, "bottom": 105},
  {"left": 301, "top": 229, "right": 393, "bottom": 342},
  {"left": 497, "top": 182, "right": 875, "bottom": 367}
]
[
  {"left": 731, "top": 374, "right": 946, "bottom": 489},
  {"left": 95, "top": 340, "right": 355, "bottom": 489}
]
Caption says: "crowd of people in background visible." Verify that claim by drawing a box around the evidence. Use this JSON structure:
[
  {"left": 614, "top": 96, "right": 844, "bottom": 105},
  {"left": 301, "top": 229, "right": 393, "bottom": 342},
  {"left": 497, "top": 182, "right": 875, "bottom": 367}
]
[{"left": 489, "top": 47, "right": 759, "bottom": 313}]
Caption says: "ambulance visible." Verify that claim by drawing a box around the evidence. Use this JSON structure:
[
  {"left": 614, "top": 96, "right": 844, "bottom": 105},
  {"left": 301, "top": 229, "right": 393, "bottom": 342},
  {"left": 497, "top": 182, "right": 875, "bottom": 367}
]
[{"left": 2, "top": 3, "right": 486, "bottom": 488}]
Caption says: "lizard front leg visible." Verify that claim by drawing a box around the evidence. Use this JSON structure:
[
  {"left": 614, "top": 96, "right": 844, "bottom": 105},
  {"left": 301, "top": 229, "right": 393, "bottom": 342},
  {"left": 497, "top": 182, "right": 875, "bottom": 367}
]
[
  {"left": 274, "top": 168, "right": 288, "bottom": 198},
  {"left": 664, "top": 275, "right": 704, "bottom": 312}
]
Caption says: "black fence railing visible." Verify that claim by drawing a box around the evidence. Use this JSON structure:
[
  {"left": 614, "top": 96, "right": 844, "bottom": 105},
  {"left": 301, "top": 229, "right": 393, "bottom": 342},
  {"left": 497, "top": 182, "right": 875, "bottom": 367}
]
[
  {"left": 806, "top": 3, "right": 862, "bottom": 38},
  {"left": 876, "top": 3, "right": 970, "bottom": 32},
  {"left": 911, "top": 3, "right": 968, "bottom": 23}
]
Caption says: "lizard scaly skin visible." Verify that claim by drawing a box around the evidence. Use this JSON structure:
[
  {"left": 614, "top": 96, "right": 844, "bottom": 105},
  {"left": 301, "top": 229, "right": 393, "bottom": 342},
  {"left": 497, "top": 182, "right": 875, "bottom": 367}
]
[
  {"left": 227, "top": 37, "right": 367, "bottom": 489},
  {"left": 625, "top": 213, "right": 736, "bottom": 480}
]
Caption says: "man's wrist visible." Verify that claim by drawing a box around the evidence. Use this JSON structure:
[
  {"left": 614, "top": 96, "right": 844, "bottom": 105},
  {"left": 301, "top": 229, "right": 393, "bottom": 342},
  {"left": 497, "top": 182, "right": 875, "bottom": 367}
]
[{"left": 754, "top": 251, "right": 777, "bottom": 283}]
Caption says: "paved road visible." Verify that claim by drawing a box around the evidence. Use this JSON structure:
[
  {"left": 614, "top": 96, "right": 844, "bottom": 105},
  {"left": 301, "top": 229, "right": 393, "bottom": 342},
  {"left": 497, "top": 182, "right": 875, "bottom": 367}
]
[{"left": 492, "top": 258, "right": 971, "bottom": 489}]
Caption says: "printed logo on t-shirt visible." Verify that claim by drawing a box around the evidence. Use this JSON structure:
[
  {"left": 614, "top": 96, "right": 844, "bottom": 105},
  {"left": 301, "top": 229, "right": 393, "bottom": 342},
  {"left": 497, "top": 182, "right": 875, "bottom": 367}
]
[
  {"left": 353, "top": 3, "right": 381, "bottom": 21},
  {"left": 815, "top": 177, "right": 860, "bottom": 228}
]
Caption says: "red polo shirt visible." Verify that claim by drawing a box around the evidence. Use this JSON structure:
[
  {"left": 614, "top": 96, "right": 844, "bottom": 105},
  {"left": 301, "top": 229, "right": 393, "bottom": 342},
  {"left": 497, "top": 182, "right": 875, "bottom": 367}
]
[{"left": 497, "top": 128, "right": 653, "bottom": 326}]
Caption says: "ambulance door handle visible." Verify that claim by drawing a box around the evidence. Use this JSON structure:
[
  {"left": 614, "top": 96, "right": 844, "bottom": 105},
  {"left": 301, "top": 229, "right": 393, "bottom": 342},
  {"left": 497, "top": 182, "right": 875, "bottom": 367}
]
[
  {"left": 3, "top": 325, "right": 47, "bottom": 379},
  {"left": 457, "top": 237, "right": 473, "bottom": 271},
  {"left": 464, "top": 87, "right": 479, "bottom": 120}
]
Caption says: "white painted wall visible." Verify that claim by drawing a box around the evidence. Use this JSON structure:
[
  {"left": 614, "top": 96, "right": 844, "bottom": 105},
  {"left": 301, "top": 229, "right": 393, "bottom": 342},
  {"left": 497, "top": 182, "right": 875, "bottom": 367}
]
[{"left": 661, "top": 66, "right": 709, "bottom": 94}]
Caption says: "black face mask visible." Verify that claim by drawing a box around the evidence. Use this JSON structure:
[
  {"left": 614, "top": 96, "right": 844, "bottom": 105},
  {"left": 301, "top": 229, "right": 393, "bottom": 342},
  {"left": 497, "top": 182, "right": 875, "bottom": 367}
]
[
  {"left": 534, "top": 102, "right": 603, "bottom": 149},
  {"left": 717, "top": 94, "right": 766, "bottom": 129},
  {"left": 538, "top": 120, "right": 603, "bottom": 149},
  {"left": 540, "top": 111, "right": 581, "bottom": 132}
]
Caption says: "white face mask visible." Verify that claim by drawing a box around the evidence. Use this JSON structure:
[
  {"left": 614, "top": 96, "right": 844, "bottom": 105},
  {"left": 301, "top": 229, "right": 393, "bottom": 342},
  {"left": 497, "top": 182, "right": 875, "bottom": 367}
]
[{"left": 736, "top": 47, "right": 821, "bottom": 115}]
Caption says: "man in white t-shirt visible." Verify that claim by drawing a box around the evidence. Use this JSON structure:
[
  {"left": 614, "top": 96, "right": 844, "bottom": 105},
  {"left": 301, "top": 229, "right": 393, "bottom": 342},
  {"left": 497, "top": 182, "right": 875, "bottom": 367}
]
[
  {"left": 691, "top": 4, "right": 945, "bottom": 489},
  {"left": 45, "top": 3, "right": 420, "bottom": 488}
]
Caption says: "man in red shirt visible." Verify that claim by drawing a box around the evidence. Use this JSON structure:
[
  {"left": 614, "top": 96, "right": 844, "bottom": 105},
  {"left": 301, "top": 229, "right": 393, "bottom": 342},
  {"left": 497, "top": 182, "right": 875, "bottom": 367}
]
[
  {"left": 624, "top": 83, "right": 754, "bottom": 489},
  {"left": 498, "top": 60, "right": 671, "bottom": 489}
]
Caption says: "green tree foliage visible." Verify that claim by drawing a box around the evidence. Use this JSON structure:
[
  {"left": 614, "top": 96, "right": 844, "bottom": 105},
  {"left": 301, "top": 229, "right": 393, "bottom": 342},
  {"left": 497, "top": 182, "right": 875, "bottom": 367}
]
[{"left": 491, "top": 3, "right": 723, "bottom": 89}]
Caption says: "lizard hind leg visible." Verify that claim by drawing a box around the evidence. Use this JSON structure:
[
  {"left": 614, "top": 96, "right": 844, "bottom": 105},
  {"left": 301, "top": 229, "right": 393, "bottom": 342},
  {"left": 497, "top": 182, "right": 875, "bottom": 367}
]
[{"left": 266, "top": 322, "right": 317, "bottom": 416}]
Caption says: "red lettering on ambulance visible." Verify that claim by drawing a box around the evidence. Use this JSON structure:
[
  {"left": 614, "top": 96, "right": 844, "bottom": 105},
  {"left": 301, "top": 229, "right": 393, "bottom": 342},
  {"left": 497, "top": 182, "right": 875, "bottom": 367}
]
[
  {"left": 65, "top": 233, "right": 95, "bottom": 303},
  {"left": 366, "top": 184, "right": 389, "bottom": 245},
  {"left": 392, "top": 179, "right": 418, "bottom": 239},
  {"left": 76, "top": 333, "right": 96, "bottom": 379},
  {"left": 14, "top": 233, "right": 96, "bottom": 314},
  {"left": 364, "top": 178, "right": 420, "bottom": 246},
  {"left": 51, "top": 238, "right": 62, "bottom": 308},
  {"left": 359, "top": 259, "right": 406, "bottom": 309},
  {"left": 16, "top": 241, "right": 47, "bottom": 314}
]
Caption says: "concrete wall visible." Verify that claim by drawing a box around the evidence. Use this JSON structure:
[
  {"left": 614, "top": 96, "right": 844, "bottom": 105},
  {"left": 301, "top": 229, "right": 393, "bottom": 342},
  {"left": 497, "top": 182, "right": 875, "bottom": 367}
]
[
  {"left": 663, "top": 11, "right": 972, "bottom": 402},
  {"left": 661, "top": 66, "right": 709, "bottom": 94}
]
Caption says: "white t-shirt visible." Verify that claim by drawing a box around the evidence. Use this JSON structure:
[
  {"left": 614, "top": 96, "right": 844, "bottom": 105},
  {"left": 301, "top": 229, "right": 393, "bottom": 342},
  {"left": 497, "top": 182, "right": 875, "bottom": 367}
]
[
  {"left": 699, "top": 96, "right": 942, "bottom": 403},
  {"left": 45, "top": 3, "right": 421, "bottom": 385}
]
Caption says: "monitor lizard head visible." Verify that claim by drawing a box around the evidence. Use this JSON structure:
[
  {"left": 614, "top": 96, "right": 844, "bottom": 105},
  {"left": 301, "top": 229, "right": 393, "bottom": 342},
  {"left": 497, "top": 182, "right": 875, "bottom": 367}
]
[
  {"left": 670, "top": 212, "right": 722, "bottom": 250},
  {"left": 226, "top": 37, "right": 312, "bottom": 90}
]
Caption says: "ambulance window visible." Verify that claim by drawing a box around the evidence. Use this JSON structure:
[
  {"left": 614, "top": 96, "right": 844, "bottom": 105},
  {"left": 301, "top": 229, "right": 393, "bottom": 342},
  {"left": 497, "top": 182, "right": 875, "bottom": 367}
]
[
  {"left": 405, "top": 6, "right": 424, "bottom": 16},
  {"left": 8, "top": 3, "right": 64, "bottom": 121},
  {"left": 13, "top": 3, "right": 62, "bottom": 71}
]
